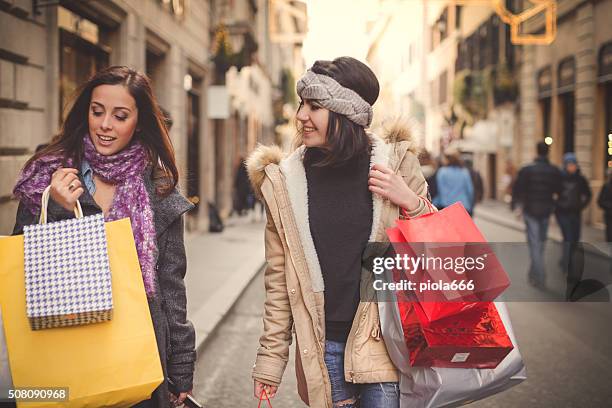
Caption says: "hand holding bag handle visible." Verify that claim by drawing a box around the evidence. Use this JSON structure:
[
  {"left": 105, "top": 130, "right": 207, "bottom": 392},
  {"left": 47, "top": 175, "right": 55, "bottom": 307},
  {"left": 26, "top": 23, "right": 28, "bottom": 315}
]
[
  {"left": 39, "top": 185, "right": 83, "bottom": 224},
  {"left": 401, "top": 195, "right": 435, "bottom": 219},
  {"left": 257, "top": 389, "right": 273, "bottom": 408}
]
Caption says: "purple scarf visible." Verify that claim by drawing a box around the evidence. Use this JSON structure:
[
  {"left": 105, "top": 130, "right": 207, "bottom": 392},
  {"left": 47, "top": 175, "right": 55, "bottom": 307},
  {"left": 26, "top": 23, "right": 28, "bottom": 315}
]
[{"left": 14, "top": 135, "right": 158, "bottom": 296}]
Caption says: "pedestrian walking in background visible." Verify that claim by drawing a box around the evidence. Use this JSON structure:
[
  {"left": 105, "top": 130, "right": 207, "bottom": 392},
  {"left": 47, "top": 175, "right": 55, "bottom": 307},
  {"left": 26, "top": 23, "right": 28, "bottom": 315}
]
[
  {"left": 511, "top": 141, "right": 562, "bottom": 289},
  {"left": 433, "top": 149, "right": 474, "bottom": 215},
  {"left": 12, "top": 66, "right": 196, "bottom": 408},
  {"left": 233, "top": 156, "right": 253, "bottom": 216},
  {"left": 418, "top": 148, "right": 436, "bottom": 200},
  {"left": 597, "top": 168, "right": 612, "bottom": 241},
  {"left": 464, "top": 156, "right": 484, "bottom": 210},
  {"left": 247, "top": 56, "right": 433, "bottom": 408},
  {"left": 501, "top": 159, "right": 517, "bottom": 204},
  {"left": 555, "top": 152, "right": 591, "bottom": 272}
]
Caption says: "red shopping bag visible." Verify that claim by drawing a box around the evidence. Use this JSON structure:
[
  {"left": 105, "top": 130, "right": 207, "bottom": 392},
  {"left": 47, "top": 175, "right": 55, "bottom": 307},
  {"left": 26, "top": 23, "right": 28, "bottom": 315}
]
[
  {"left": 258, "top": 389, "right": 273, "bottom": 408},
  {"left": 398, "top": 301, "right": 513, "bottom": 368},
  {"left": 392, "top": 202, "right": 510, "bottom": 322}
]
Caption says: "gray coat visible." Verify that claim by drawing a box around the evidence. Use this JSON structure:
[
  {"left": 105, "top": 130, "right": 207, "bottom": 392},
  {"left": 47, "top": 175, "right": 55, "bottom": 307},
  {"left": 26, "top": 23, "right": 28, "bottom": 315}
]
[{"left": 13, "top": 171, "right": 196, "bottom": 408}]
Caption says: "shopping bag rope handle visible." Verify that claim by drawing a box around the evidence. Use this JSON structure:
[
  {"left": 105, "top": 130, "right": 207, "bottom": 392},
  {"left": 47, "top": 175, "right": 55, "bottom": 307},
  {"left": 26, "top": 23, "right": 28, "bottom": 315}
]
[
  {"left": 258, "top": 388, "right": 272, "bottom": 408},
  {"left": 420, "top": 196, "right": 435, "bottom": 213},
  {"left": 401, "top": 196, "right": 435, "bottom": 219},
  {"left": 39, "top": 185, "right": 83, "bottom": 224}
]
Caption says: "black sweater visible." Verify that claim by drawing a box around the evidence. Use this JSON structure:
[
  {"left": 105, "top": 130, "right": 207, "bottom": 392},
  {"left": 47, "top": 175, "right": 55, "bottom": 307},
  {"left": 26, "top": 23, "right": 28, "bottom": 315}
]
[{"left": 305, "top": 148, "right": 373, "bottom": 342}]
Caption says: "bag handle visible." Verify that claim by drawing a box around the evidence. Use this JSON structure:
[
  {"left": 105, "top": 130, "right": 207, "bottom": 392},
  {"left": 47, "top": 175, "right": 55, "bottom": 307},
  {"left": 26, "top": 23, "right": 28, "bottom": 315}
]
[
  {"left": 401, "top": 195, "right": 435, "bottom": 219},
  {"left": 39, "top": 185, "right": 83, "bottom": 224},
  {"left": 257, "top": 389, "right": 273, "bottom": 408}
]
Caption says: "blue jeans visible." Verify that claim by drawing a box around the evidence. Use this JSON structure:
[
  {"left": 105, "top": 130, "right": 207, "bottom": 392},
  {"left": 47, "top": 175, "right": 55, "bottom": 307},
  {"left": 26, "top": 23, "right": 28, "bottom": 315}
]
[
  {"left": 555, "top": 212, "right": 581, "bottom": 273},
  {"left": 524, "top": 213, "right": 549, "bottom": 285},
  {"left": 324, "top": 340, "right": 399, "bottom": 408}
]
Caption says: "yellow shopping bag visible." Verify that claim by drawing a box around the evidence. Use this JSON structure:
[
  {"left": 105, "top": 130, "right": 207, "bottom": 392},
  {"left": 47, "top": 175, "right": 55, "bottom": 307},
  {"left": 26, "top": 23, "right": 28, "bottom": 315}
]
[{"left": 0, "top": 218, "right": 163, "bottom": 407}]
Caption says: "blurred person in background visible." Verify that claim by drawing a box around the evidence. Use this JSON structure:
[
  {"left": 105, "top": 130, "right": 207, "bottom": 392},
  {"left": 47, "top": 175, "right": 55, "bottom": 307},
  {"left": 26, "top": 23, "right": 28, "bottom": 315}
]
[
  {"left": 555, "top": 152, "right": 591, "bottom": 272},
  {"left": 233, "top": 156, "right": 252, "bottom": 216},
  {"left": 512, "top": 141, "right": 562, "bottom": 289},
  {"left": 418, "top": 148, "right": 436, "bottom": 200},
  {"left": 433, "top": 148, "right": 474, "bottom": 215},
  {"left": 501, "top": 159, "right": 517, "bottom": 204},
  {"left": 597, "top": 168, "right": 612, "bottom": 241},
  {"left": 463, "top": 156, "right": 484, "bottom": 212},
  {"left": 247, "top": 56, "right": 433, "bottom": 408}
]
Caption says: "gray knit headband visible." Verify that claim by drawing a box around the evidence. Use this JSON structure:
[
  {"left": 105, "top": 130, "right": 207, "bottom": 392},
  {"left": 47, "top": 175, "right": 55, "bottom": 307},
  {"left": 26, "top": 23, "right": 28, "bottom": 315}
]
[{"left": 296, "top": 70, "right": 373, "bottom": 127}]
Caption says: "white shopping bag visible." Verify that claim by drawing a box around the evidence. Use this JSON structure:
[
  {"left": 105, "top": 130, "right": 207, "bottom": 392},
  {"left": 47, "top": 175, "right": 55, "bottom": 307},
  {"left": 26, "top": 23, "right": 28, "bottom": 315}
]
[{"left": 379, "top": 297, "right": 526, "bottom": 408}]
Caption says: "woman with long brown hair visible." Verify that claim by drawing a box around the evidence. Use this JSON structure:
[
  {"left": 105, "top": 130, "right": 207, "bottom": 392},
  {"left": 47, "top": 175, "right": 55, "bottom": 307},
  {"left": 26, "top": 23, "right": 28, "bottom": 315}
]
[{"left": 12, "top": 66, "right": 195, "bottom": 407}]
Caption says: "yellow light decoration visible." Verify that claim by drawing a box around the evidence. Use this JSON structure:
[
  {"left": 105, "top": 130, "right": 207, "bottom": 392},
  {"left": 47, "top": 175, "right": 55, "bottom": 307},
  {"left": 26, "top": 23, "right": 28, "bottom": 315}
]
[{"left": 450, "top": 0, "right": 557, "bottom": 45}]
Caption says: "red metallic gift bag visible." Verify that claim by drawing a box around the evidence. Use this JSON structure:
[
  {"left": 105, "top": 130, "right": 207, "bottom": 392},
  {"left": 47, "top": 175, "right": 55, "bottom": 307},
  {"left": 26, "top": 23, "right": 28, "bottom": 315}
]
[
  {"left": 398, "top": 300, "right": 513, "bottom": 369},
  {"left": 392, "top": 202, "right": 510, "bottom": 322}
]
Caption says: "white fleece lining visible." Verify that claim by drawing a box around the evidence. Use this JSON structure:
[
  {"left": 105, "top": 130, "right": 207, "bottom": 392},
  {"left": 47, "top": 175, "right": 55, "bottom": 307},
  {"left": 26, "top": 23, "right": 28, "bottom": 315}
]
[
  {"left": 368, "top": 134, "right": 390, "bottom": 242},
  {"left": 279, "top": 134, "right": 390, "bottom": 293},
  {"left": 280, "top": 145, "right": 325, "bottom": 292}
]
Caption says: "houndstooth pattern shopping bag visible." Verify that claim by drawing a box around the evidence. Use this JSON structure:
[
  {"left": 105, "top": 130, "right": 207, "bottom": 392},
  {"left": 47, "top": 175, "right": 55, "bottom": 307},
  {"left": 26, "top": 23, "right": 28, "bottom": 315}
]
[{"left": 23, "top": 187, "right": 113, "bottom": 330}]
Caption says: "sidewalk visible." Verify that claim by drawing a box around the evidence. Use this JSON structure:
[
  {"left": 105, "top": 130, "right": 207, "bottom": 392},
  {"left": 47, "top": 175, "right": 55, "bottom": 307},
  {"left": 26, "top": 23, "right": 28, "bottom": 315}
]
[
  {"left": 475, "top": 199, "right": 605, "bottom": 242},
  {"left": 184, "top": 214, "right": 266, "bottom": 350}
]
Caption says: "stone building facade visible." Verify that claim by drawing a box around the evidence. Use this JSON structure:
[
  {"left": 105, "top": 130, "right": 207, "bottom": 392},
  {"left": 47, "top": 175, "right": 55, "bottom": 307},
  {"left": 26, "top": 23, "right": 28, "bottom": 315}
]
[
  {"left": 519, "top": 0, "right": 612, "bottom": 226},
  {"left": 0, "top": 0, "right": 212, "bottom": 233}
]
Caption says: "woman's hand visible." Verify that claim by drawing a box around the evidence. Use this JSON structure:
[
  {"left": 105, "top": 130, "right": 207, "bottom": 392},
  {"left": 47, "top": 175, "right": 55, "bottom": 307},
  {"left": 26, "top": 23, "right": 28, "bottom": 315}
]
[
  {"left": 368, "top": 163, "right": 420, "bottom": 211},
  {"left": 169, "top": 389, "right": 192, "bottom": 407},
  {"left": 49, "top": 168, "right": 84, "bottom": 212},
  {"left": 254, "top": 379, "right": 278, "bottom": 400}
]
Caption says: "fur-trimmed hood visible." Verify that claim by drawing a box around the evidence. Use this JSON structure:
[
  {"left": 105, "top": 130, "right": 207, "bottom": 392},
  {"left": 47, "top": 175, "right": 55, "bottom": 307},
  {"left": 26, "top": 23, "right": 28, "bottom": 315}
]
[{"left": 246, "top": 119, "right": 416, "bottom": 198}]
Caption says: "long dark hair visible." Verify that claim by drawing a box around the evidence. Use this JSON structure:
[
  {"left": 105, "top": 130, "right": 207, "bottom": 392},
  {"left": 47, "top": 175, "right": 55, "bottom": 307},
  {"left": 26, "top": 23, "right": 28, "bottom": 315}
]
[
  {"left": 24, "top": 65, "right": 178, "bottom": 195},
  {"left": 298, "top": 56, "right": 380, "bottom": 167}
]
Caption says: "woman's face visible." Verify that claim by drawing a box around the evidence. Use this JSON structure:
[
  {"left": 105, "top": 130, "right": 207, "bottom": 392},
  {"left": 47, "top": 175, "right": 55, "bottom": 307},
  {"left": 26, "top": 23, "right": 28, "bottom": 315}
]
[
  {"left": 88, "top": 84, "right": 139, "bottom": 156},
  {"left": 296, "top": 99, "right": 329, "bottom": 147}
]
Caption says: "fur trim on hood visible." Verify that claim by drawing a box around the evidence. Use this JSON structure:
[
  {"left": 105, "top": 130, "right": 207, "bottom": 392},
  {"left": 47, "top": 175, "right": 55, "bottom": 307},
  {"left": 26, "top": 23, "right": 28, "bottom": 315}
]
[
  {"left": 380, "top": 117, "right": 418, "bottom": 153},
  {"left": 246, "top": 144, "right": 283, "bottom": 199},
  {"left": 246, "top": 120, "right": 416, "bottom": 197}
]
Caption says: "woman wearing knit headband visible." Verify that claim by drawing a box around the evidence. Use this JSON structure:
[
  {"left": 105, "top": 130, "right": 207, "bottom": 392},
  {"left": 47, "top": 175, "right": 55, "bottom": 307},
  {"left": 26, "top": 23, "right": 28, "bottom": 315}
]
[
  {"left": 247, "top": 56, "right": 434, "bottom": 408},
  {"left": 12, "top": 66, "right": 195, "bottom": 407}
]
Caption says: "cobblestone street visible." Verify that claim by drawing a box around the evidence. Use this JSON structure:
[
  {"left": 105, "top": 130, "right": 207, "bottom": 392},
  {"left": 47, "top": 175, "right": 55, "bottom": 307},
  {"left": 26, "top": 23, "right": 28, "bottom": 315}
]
[{"left": 192, "top": 266, "right": 305, "bottom": 407}]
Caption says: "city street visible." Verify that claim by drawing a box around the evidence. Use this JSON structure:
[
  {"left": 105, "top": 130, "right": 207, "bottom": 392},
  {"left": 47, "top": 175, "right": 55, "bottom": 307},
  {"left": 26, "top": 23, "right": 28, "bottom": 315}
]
[{"left": 192, "top": 215, "right": 612, "bottom": 407}]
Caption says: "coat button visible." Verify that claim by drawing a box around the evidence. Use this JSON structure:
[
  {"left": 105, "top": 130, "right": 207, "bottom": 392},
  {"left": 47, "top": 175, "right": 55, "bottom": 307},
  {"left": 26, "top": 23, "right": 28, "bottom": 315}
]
[
  {"left": 303, "top": 349, "right": 308, "bottom": 354},
  {"left": 290, "top": 288, "right": 296, "bottom": 294}
]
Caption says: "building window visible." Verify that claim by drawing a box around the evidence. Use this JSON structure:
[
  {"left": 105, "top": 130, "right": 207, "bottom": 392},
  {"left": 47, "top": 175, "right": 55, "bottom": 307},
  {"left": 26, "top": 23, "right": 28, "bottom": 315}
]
[
  {"left": 439, "top": 8, "right": 448, "bottom": 42},
  {"left": 431, "top": 7, "right": 448, "bottom": 50},
  {"left": 455, "top": 5, "right": 462, "bottom": 29},
  {"left": 430, "top": 79, "right": 437, "bottom": 107},
  {"left": 59, "top": 6, "right": 110, "bottom": 122},
  {"left": 439, "top": 70, "right": 448, "bottom": 105},
  {"left": 490, "top": 16, "right": 500, "bottom": 66}
]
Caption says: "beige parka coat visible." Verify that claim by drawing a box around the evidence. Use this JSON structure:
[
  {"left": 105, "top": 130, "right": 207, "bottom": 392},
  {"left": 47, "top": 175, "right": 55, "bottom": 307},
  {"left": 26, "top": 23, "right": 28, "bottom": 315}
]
[{"left": 246, "top": 123, "right": 434, "bottom": 408}]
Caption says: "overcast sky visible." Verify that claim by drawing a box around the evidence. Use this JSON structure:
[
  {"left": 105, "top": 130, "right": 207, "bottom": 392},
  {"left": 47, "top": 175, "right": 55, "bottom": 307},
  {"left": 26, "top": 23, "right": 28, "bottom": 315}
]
[{"left": 302, "top": 0, "right": 378, "bottom": 67}]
